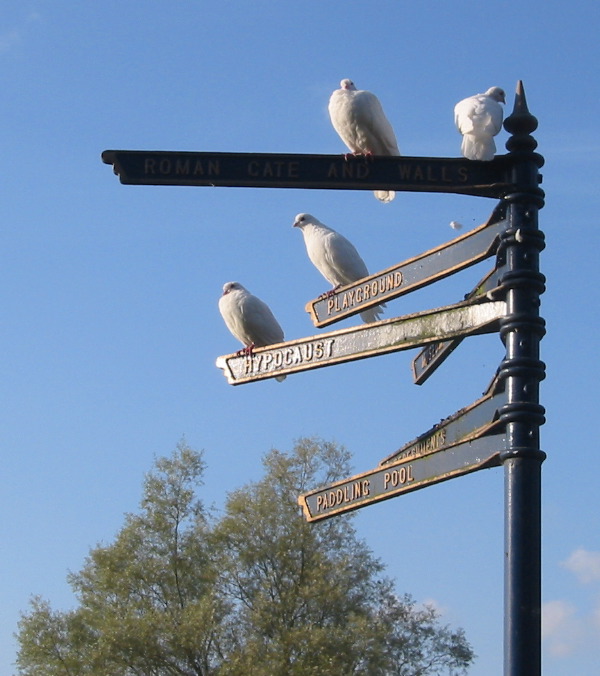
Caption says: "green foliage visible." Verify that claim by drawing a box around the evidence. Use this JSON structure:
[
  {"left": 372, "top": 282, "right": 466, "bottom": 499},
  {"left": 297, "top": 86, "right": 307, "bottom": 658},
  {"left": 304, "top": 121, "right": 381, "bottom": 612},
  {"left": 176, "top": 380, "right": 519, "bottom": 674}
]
[{"left": 16, "top": 438, "right": 475, "bottom": 675}]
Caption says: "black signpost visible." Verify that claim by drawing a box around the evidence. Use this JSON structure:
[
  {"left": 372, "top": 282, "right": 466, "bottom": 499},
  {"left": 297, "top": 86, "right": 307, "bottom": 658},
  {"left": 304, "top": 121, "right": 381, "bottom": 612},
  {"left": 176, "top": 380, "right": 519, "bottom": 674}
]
[{"left": 103, "top": 81, "right": 545, "bottom": 676}]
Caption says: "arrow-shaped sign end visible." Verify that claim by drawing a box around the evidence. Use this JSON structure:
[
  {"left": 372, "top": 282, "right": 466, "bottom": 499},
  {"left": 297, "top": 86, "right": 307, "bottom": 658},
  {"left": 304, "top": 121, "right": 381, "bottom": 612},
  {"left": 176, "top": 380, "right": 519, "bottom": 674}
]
[{"left": 215, "top": 354, "right": 237, "bottom": 385}]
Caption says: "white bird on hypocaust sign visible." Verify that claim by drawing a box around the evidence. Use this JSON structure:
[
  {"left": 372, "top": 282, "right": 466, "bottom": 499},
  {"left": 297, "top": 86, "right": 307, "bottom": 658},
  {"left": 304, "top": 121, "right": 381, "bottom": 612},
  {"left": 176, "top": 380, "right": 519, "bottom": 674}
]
[
  {"left": 328, "top": 78, "right": 400, "bottom": 203},
  {"left": 218, "top": 281, "right": 286, "bottom": 381}
]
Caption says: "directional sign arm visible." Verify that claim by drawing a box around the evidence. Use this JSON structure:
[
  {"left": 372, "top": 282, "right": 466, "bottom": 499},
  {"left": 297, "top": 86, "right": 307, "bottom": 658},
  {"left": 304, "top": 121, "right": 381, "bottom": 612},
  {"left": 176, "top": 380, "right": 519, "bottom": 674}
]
[
  {"left": 306, "top": 206, "right": 508, "bottom": 327},
  {"left": 298, "top": 434, "right": 505, "bottom": 522},
  {"left": 298, "top": 377, "right": 507, "bottom": 521},
  {"left": 379, "top": 378, "right": 507, "bottom": 465},
  {"left": 216, "top": 297, "right": 506, "bottom": 385},
  {"left": 411, "top": 264, "right": 507, "bottom": 384},
  {"left": 102, "top": 150, "right": 515, "bottom": 198}
]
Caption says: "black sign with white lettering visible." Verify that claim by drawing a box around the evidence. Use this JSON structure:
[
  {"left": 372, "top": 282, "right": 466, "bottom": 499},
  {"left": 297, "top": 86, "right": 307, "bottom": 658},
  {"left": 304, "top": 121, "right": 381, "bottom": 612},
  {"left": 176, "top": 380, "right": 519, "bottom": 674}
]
[{"left": 102, "top": 150, "right": 515, "bottom": 198}]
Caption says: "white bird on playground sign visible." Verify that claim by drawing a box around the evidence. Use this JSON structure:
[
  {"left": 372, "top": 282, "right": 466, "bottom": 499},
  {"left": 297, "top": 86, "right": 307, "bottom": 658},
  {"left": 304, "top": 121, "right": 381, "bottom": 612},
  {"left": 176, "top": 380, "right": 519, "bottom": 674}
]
[
  {"left": 328, "top": 79, "right": 400, "bottom": 203},
  {"left": 293, "top": 212, "right": 385, "bottom": 323}
]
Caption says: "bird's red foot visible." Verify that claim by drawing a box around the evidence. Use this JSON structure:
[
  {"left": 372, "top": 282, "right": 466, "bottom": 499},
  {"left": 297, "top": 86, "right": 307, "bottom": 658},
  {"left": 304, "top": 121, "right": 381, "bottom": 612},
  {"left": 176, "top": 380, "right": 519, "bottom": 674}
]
[
  {"left": 237, "top": 343, "right": 256, "bottom": 356},
  {"left": 318, "top": 285, "right": 341, "bottom": 300},
  {"left": 343, "top": 152, "right": 368, "bottom": 161},
  {"left": 342, "top": 152, "right": 374, "bottom": 163}
]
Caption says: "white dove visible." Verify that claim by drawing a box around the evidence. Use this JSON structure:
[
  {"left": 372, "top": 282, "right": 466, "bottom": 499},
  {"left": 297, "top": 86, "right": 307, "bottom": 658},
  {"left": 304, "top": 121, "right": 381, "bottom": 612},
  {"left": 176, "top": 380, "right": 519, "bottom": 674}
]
[
  {"left": 293, "top": 213, "right": 385, "bottom": 323},
  {"left": 218, "top": 281, "right": 286, "bottom": 381},
  {"left": 454, "top": 86, "right": 506, "bottom": 161},
  {"left": 328, "top": 78, "right": 400, "bottom": 203}
]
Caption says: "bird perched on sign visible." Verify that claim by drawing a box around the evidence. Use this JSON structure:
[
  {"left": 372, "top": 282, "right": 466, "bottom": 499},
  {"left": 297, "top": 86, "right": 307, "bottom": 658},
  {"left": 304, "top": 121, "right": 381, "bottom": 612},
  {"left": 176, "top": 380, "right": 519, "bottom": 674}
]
[
  {"left": 454, "top": 86, "right": 506, "bottom": 161},
  {"left": 328, "top": 78, "right": 400, "bottom": 203},
  {"left": 293, "top": 213, "right": 385, "bottom": 323},
  {"left": 218, "top": 282, "right": 286, "bottom": 381}
]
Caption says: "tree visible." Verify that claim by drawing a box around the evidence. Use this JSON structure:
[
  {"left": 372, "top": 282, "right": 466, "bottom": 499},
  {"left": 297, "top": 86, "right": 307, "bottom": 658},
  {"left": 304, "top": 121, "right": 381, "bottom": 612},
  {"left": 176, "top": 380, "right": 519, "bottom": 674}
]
[
  {"left": 16, "top": 438, "right": 475, "bottom": 675},
  {"left": 17, "top": 442, "right": 225, "bottom": 675},
  {"left": 211, "top": 438, "right": 474, "bottom": 675}
]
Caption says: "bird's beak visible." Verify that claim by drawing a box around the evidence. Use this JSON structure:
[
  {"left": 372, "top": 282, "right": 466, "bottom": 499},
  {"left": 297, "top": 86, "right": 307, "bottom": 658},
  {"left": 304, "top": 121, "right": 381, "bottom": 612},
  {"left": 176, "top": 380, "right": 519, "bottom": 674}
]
[{"left": 292, "top": 220, "right": 299, "bottom": 228}]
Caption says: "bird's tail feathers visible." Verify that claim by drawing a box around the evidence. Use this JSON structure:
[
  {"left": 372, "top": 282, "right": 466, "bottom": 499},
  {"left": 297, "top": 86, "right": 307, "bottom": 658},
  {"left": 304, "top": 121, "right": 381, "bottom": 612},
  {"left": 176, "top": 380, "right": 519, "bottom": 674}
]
[
  {"left": 461, "top": 134, "right": 496, "bottom": 161},
  {"left": 360, "top": 303, "right": 386, "bottom": 323},
  {"left": 275, "top": 374, "right": 286, "bottom": 383},
  {"left": 374, "top": 190, "right": 395, "bottom": 203}
]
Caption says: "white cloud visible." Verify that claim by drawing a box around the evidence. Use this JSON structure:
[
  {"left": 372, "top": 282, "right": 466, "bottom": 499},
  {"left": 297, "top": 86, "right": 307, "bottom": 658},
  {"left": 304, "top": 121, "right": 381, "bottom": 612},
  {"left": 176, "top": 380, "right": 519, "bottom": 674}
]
[
  {"left": 0, "top": 29, "right": 20, "bottom": 54},
  {"left": 420, "top": 597, "right": 448, "bottom": 616},
  {"left": 542, "top": 600, "right": 584, "bottom": 657},
  {"left": 593, "top": 603, "right": 600, "bottom": 632},
  {"left": 0, "top": 8, "right": 42, "bottom": 55},
  {"left": 543, "top": 599, "right": 575, "bottom": 637},
  {"left": 562, "top": 548, "right": 600, "bottom": 584},
  {"left": 543, "top": 549, "right": 600, "bottom": 659}
]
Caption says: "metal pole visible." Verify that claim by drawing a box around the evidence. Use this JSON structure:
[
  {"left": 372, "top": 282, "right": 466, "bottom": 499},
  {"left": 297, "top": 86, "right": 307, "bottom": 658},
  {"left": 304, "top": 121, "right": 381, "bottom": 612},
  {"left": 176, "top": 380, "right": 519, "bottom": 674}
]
[{"left": 498, "top": 82, "right": 546, "bottom": 676}]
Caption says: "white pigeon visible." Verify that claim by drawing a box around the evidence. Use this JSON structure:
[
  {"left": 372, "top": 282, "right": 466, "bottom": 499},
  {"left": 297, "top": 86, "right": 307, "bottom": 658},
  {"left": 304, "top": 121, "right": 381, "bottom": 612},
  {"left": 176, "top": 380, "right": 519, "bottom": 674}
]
[
  {"left": 218, "top": 281, "right": 286, "bottom": 381},
  {"left": 293, "top": 213, "right": 385, "bottom": 323},
  {"left": 454, "top": 87, "right": 506, "bottom": 161},
  {"left": 328, "top": 78, "right": 400, "bottom": 203}
]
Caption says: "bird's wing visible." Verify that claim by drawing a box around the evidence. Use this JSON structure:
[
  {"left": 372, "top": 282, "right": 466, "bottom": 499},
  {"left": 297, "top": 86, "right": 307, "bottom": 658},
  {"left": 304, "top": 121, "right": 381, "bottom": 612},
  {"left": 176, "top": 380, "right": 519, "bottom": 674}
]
[
  {"left": 356, "top": 91, "right": 399, "bottom": 155},
  {"left": 454, "top": 96, "right": 479, "bottom": 134},
  {"left": 219, "top": 293, "right": 249, "bottom": 346},
  {"left": 455, "top": 95, "right": 503, "bottom": 137},
  {"left": 322, "top": 231, "right": 370, "bottom": 285},
  {"left": 329, "top": 89, "right": 399, "bottom": 156},
  {"left": 483, "top": 99, "right": 504, "bottom": 135},
  {"left": 240, "top": 295, "right": 284, "bottom": 347},
  {"left": 328, "top": 90, "right": 359, "bottom": 152}
]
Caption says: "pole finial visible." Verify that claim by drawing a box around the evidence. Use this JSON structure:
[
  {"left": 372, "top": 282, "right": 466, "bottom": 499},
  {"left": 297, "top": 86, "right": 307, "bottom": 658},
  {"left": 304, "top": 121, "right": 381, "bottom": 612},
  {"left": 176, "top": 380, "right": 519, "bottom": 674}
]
[{"left": 503, "top": 81, "right": 540, "bottom": 155}]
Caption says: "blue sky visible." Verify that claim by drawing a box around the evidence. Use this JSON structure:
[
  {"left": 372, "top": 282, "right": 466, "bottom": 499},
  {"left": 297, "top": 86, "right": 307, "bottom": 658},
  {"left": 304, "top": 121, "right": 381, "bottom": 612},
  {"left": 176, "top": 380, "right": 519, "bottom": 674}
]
[{"left": 2, "top": 1, "right": 599, "bottom": 673}]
